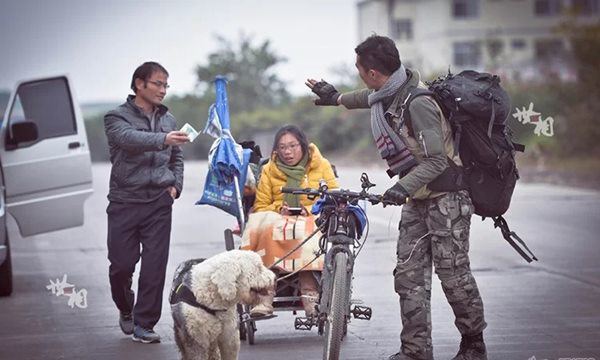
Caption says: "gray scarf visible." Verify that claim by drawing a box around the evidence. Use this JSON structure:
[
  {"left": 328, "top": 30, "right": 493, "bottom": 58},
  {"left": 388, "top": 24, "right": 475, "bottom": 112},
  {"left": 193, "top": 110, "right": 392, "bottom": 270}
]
[{"left": 368, "top": 65, "right": 417, "bottom": 176}]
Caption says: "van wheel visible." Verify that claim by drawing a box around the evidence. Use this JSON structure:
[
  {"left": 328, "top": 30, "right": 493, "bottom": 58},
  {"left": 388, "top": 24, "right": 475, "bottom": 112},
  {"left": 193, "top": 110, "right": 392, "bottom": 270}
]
[{"left": 0, "top": 232, "right": 13, "bottom": 297}]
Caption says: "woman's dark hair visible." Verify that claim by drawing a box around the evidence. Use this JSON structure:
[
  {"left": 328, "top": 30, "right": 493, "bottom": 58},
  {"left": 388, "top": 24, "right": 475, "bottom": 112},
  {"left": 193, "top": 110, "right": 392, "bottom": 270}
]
[
  {"left": 354, "top": 35, "right": 401, "bottom": 76},
  {"left": 130, "top": 61, "right": 169, "bottom": 93},
  {"left": 272, "top": 124, "right": 309, "bottom": 157}
]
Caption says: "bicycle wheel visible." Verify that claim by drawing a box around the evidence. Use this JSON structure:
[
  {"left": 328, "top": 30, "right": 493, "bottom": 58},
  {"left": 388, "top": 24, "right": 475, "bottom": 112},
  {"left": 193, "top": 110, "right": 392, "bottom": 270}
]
[{"left": 322, "top": 252, "right": 349, "bottom": 360}]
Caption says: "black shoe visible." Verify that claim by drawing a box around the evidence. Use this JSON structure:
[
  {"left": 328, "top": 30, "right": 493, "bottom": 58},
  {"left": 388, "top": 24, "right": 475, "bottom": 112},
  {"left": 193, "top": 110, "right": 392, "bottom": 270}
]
[
  {"left": 132, "top": 325, "right": 161, "bottom": 344},
  {"left": 119, "top": 312, "right": 133, "bottom": 335},
  {"left": 451, "top": 333, "right": 488, "bottom": 360},
  {"left": 388, "top": 351, "right": 429, "bottom": 360}
]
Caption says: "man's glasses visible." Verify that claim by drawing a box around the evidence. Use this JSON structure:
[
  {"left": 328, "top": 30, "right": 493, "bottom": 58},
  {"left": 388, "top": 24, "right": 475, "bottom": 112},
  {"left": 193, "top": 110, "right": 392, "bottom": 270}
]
[
  {"left": 147, "top": 80, "right": 170, "bottom": 89},
  {"left": 277, "top": 143, "right": 301, "bottom": 152}
]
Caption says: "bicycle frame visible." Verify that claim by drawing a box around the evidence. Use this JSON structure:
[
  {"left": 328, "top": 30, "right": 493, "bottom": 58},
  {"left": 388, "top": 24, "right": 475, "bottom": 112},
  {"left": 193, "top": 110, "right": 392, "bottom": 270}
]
[{"left": 317, "top": 199, "right": 358, "bottom": 327}]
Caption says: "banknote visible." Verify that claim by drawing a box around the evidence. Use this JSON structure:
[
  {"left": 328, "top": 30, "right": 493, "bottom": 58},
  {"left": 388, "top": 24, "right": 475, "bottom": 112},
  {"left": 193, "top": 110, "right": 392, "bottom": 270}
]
[{"left": 179, "top": 123, "right": 199, "bottom": 142}]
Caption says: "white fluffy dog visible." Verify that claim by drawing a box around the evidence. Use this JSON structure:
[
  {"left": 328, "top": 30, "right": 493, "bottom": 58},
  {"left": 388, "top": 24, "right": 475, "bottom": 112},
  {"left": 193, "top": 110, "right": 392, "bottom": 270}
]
[{"left": 170, "top": 250, "right": 275, "bottom": 360}]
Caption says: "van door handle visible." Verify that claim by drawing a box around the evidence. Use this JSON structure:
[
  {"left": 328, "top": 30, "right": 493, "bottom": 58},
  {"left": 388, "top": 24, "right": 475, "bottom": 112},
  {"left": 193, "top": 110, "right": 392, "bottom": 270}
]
[{"left": 68, "top": 141, "right": 81, "bottom": 149}]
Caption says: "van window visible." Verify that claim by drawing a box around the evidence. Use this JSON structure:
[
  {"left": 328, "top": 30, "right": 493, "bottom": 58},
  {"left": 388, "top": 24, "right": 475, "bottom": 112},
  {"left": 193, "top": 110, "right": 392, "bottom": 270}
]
[
  {"left": 8, "top": 77, "right": 76, "bottom": 145},
  {"left": 0, "top": 91, "right": 9, "bottom": 124}
]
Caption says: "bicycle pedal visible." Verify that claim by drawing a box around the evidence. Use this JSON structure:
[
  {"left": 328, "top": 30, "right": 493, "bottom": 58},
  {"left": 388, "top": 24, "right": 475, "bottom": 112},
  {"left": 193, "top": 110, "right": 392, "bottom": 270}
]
[
  {"left": 351, "top": 305, "right": 372, "bottom": 320},
  {"left": 294, "top": 317, "right": 314, "bottom": 330}
]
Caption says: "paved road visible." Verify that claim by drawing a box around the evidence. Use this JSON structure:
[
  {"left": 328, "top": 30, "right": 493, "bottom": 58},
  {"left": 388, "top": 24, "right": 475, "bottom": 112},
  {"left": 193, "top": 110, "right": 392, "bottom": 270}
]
[{"left": 1, "top": 162, "right": 599, "bottom": 360}]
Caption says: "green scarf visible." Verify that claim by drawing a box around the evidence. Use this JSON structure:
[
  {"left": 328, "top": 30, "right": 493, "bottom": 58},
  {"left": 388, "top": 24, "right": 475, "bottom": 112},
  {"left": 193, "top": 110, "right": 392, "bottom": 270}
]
[{"left": 276, "top": 153, "right": 309, "bottom": 207}]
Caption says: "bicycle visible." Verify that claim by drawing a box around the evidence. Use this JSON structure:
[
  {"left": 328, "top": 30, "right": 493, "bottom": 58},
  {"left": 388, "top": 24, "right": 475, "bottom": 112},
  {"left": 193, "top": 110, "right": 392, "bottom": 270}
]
[{"left": 282, "top": 173, "right": 398, "bottom": 360}]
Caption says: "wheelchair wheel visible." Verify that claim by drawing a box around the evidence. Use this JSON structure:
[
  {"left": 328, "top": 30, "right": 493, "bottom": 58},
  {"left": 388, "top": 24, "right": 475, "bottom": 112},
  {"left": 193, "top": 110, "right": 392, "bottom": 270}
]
[
  {"left": 322, "top": 252, "right": 349, "bottom": 360},
  {"left": 224, "top": 229, "right": 235, "bottom": 251},
  {"left": 237, "top": 304, "right": 247, "bottom": 341},
  {"left": 244, "top": 304, "right": 256, "bottom": 345}
]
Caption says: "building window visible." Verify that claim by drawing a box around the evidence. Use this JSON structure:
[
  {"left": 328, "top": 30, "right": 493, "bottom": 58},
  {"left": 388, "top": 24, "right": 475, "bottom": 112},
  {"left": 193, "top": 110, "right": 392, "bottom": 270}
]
[
  {"left": 391, "top": 19, "right": 413, "bottom": 40},
  {"left": 453, "top": 41, "right": 482, "bottom": 66},
  {"left": 511, "top": 39, "right": 526, "bottom": 50},
  {"left": 453, "top": 0, "right": 480, "bottom": 18},
  {"left": 534, "top": 38, "right": 565, "bottom": 60},
  {"left": 571, "top": 0, "right": 599, "bottom": 14},
  {"left": 534, "top": 0, "right": 563, "bottom": 16}
]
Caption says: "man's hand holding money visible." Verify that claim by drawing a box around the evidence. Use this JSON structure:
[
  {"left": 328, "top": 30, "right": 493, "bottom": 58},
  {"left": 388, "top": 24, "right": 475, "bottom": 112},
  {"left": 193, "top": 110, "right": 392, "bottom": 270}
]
[
  {"left": 164, "top": 131, "right": 190, "bottom": 146},
  {"left": 179, "top": 123, "right": 199, "bottom": 142},
  {"left": 164, "top": 123, "right": 199, "bottom": 145}
]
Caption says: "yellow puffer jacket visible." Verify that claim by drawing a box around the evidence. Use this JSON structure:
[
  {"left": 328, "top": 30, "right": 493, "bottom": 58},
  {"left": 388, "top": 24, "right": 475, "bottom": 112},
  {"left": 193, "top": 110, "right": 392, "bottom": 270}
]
[{"left": 254, "top": 143, "right": 339, "bottom": 213}]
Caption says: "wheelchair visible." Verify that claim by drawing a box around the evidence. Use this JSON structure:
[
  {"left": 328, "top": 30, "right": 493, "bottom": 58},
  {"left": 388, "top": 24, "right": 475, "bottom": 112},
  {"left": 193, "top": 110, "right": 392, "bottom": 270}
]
[{"left": 222, "top": 141, "right": 325, "bottom": 345}]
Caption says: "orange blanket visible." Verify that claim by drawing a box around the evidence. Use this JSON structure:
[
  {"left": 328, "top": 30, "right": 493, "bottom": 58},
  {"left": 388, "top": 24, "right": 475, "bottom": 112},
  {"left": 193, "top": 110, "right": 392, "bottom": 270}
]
[{"left": 241, "top": 211, "right": 324, "bottom": 273}]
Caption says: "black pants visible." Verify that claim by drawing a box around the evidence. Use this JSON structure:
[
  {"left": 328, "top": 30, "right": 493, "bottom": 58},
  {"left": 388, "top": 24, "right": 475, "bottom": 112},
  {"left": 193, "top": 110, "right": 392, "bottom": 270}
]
[{"left": 107, "top": 192, "right": 173, "bottom": 329}]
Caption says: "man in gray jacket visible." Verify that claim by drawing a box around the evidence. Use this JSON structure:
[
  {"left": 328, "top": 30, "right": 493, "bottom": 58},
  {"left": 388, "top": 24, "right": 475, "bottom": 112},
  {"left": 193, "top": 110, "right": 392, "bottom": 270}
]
[
  {"left": 104, "top": 61, "right": 188, "bottom": 344},
  {"left": 307, "top": 36, "right": 487, "bottom": 360}
]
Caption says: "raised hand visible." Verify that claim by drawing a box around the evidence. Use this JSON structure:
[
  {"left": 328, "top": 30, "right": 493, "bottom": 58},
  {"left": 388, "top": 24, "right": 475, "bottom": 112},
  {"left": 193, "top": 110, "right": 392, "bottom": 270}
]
[{"left": 305, "top": 79, "right": 340, "bottom": 106}]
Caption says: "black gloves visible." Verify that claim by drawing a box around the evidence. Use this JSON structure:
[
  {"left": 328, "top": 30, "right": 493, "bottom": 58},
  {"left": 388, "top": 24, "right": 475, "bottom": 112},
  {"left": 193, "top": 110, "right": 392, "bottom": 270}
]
[
  {"left": 383, "top": 182, "right": 410, "bottom": 206},
  {"left": 311, "top": 81, "right": 340, "bottom": 106}
]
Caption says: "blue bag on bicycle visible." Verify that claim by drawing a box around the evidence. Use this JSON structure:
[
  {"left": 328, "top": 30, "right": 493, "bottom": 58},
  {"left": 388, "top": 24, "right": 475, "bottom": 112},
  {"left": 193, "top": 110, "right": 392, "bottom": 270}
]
[
  {"left": 196, "top": 147, "right": 251, "bottom": 219},
  {"left": 196, "top": 75, "right": 250, "bottom": 220}
]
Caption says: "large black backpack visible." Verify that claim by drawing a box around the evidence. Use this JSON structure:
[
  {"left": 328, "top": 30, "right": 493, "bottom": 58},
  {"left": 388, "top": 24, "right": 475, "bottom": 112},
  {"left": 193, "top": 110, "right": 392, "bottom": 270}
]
[{"left": 403, "top": 70, "right": 537, "bottom": 262}]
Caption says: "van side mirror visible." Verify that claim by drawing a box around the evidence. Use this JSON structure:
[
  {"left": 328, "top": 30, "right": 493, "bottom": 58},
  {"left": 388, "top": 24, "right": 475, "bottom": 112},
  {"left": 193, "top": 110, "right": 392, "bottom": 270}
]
[{"left": 6, "top": 121, "right": 39, "bottom": 150}]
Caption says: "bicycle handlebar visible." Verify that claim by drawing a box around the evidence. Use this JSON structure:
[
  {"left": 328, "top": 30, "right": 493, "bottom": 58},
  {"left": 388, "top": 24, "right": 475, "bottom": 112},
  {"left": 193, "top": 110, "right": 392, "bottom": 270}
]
[{"left": 281, "top": 186, "right": 399, "bottom": 207}]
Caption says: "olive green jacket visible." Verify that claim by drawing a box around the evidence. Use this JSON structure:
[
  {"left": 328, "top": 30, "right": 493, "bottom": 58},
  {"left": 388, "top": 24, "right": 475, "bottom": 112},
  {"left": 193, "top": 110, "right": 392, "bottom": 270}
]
[{"left": 340, "top": 69, "right": 460, "bottom": 200}]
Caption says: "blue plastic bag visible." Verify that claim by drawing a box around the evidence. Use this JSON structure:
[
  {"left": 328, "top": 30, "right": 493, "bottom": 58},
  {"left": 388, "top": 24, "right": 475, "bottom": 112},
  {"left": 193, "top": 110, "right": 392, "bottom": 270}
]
[{"left": 196, "top": 148, "right": 251, "bottom": 219}]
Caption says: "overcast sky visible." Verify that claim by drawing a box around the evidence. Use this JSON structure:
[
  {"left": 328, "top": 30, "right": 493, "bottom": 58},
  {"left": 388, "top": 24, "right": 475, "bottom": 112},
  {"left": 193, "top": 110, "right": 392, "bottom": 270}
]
[{"left": 0, "top": 0, "right": 358, "bottom": 103}]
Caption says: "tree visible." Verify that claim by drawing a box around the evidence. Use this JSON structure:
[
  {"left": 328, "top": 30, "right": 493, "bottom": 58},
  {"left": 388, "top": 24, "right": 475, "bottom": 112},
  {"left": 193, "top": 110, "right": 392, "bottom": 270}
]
[
  {"left": 554, "top": 20, "right": 600, "bottom": 155},
  {"left": 195, "top": 34, "right": 290, "bottom": 114},
  {"left": 559, "top": 20, "right": 600, "bottom": 96}
]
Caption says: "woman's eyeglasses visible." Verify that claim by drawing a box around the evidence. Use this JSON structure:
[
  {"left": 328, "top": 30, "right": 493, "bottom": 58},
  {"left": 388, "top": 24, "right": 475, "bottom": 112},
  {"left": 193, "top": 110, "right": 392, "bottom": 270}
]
[{"left": 277, "top": 143, "right": 300, "bottom": 152}]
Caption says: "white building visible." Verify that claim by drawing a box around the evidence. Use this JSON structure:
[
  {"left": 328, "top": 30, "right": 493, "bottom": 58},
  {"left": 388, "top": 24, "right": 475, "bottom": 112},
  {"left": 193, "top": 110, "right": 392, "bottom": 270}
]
[{"left": 357, "top": 0, "right": 599, "bottom": 81}]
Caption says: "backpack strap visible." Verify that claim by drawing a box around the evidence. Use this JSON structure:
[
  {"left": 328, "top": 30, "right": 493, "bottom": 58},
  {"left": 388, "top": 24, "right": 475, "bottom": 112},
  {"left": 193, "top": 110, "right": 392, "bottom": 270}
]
[
  {"left": 427, "top": 157, "right": 468, "bottom": 192},
  {"left": 476, "top": 74, "right": 501, "bottom": 139},
  {"left": 492, "top": 216, "right": 538, "bottom": 263},
  {"left": 398, "top": 87, "right": 434, "bottom": 129},
  {"left": 447, "top": 113, "right": 472, "bottom": 157},
  {"left": 487, "top": 100, "right": 495, "bottom": 138},
  {"left": 402, "top": 88, "right": 466, "bottom": 158}
]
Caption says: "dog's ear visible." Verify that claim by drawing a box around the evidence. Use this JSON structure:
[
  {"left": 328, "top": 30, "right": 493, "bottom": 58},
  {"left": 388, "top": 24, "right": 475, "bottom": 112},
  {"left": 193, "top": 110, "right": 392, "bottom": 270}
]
[{"left": 210, "top": 262, "right": 241, "bottom": 303}]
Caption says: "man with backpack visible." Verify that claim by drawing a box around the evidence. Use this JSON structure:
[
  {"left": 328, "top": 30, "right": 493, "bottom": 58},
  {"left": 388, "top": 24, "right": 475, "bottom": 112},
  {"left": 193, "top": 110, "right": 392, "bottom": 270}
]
[{"left": 306, "top": 35, "right": 487, "bottom": 360}]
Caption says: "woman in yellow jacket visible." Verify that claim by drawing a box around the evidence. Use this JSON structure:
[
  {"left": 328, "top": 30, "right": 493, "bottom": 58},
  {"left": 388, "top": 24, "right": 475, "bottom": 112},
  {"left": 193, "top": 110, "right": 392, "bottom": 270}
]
[{"left": 242, "top": 124, "right": 338, "bottom": 318}]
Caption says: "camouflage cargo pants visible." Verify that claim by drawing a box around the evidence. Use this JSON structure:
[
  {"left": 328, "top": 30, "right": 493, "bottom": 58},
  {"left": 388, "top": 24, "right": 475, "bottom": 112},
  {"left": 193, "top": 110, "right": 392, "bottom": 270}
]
[{"left": 394, "top": 190, "right": 486, "bottom": 360}]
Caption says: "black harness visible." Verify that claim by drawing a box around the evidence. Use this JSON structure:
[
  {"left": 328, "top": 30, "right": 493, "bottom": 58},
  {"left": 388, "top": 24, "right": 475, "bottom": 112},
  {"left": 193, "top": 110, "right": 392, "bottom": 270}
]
[{"left": 169, "top": 258, "right": 227, "bottom": 316}]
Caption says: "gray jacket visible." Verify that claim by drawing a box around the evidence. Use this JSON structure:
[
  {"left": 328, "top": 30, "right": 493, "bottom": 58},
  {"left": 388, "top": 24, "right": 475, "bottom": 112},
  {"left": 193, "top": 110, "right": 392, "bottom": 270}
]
[{"left": 104, "top": 95, "right": 184, "bottom": 203}]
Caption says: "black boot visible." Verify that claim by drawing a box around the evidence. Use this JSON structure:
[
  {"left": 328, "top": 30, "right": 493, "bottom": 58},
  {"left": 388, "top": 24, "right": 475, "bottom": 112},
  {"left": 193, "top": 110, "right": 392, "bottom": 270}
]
[
  {"left": 451, "top": 333, "right": 487, "bottom": 360},
  {"left": 388, "top": 352, "right": 419, "bottom": 360}
]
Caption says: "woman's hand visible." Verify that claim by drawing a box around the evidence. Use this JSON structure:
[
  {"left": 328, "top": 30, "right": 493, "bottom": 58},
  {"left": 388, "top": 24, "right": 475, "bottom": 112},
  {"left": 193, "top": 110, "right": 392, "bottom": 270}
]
[
  {"left": 280, "top": 202, "right": 308, "bottom": 216},
  {"left": 279, "top": 202, "right": 291, "bottom": 216}
]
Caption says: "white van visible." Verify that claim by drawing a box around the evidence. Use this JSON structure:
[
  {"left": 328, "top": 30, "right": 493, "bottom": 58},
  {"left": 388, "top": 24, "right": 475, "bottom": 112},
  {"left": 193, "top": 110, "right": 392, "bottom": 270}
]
[{"left": 0, "top": 75, "right": 93, "bottom": 296}]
